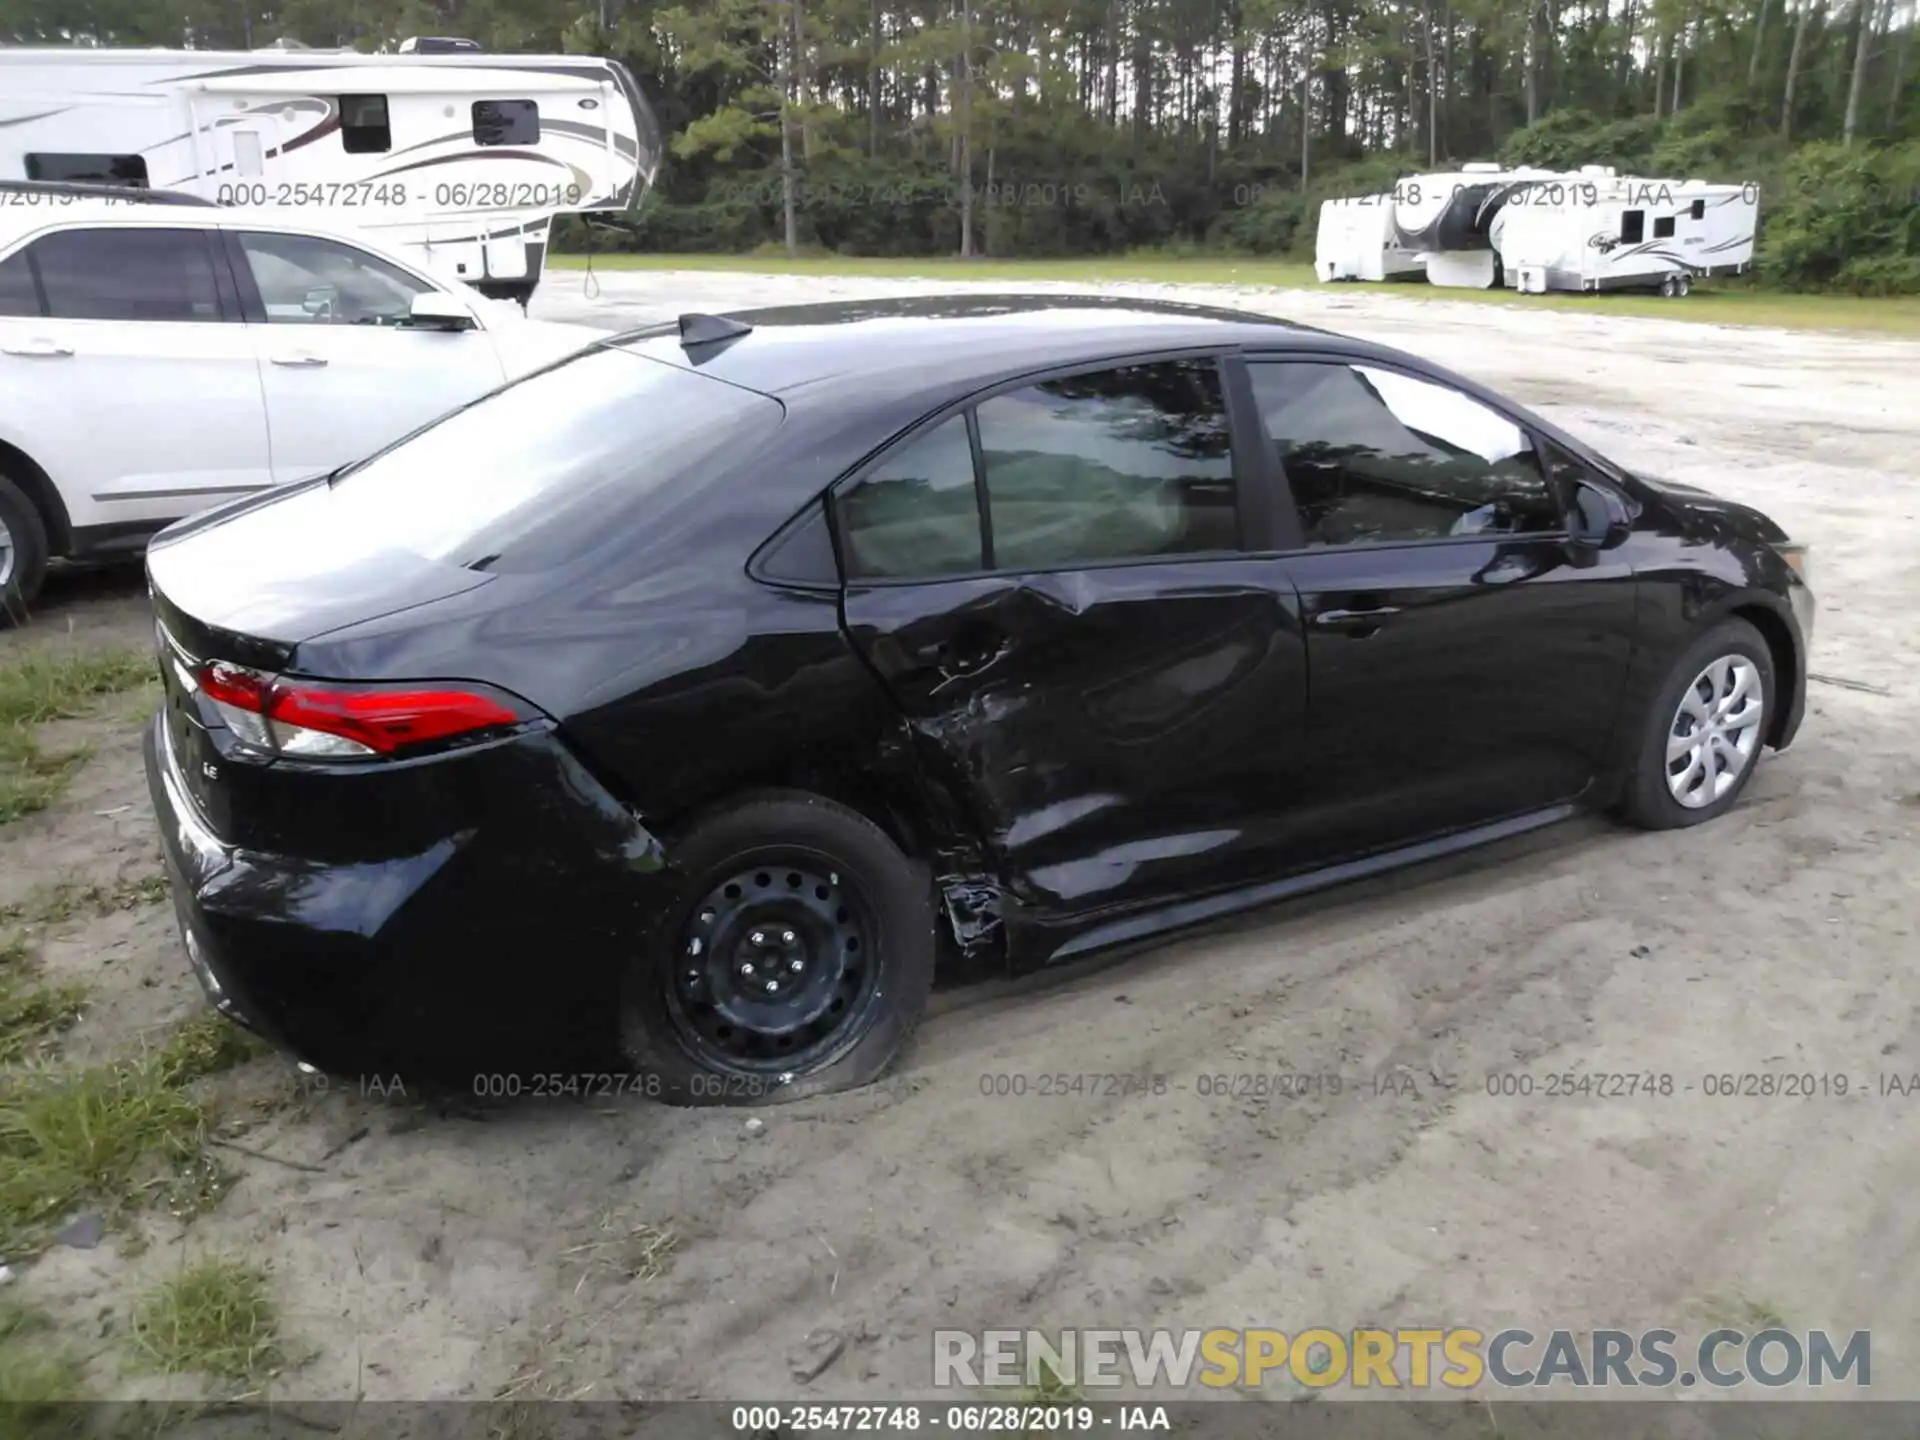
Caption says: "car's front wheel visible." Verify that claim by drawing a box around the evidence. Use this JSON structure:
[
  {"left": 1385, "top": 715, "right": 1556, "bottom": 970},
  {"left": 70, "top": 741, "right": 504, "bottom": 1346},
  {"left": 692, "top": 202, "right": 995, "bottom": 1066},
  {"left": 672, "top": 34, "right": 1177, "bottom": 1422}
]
[
  {"left": 1620, "top": 617, "right": 1775, "bottom": 829},
  {"left": 620, "top": 791, "right": 936, "bottom": 1105}
]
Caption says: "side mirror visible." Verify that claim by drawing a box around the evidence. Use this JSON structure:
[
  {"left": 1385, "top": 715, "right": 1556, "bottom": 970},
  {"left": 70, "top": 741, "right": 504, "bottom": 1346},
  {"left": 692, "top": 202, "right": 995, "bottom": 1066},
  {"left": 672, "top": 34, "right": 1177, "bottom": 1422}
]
[
  {"left": 404, "top": 291, "right": 478, "bottom": 332},
  {"left": 1567, "top": 481, "right": 1632, "bottom": 549},
  {"left": 301, "top": 286, "right": 336, "bottom": 316}
]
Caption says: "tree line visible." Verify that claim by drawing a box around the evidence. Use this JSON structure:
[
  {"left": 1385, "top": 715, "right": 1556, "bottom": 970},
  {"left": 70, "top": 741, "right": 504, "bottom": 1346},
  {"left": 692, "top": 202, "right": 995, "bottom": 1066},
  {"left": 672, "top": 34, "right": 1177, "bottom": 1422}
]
[{"left": 5, "top": 0, "right": 1916, "bottom": 289}]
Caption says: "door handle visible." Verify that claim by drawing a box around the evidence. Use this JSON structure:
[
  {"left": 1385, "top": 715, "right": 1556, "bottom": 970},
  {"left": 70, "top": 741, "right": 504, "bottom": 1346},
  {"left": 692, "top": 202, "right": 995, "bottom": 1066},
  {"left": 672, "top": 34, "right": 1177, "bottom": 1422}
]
[
  {"left": 270, "top": 353, "right": 329, "bottom": 367},
  {"left": 2, "top": 340, "right": 73, "bottom": 358},
  {"left": 1313, "top": 606, "right": 1401, "bottom": 635}
]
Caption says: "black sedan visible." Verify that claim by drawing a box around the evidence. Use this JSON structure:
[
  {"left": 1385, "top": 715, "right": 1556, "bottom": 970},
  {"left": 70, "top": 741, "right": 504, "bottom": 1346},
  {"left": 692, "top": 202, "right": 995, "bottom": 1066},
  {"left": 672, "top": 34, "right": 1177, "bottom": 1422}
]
[{"left": 143, "top": 294, "right": 1814, "bottom": 1103}]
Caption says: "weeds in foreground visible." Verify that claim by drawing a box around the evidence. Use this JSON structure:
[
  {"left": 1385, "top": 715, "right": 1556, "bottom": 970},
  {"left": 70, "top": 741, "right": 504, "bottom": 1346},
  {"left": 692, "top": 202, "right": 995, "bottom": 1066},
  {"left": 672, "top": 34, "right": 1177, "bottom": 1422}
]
[
  {"left": 127, "top": 1257, "right": 287, "bottom": 1391},
  {"left": 0, "top": 646, "right": 155, "bottom": 825}
]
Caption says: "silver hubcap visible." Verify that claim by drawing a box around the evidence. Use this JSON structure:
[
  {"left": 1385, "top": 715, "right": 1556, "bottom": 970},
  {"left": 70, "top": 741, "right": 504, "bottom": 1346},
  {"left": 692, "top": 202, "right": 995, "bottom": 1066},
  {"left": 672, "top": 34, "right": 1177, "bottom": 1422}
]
[
  {"left": 0, "top": 514, "right": 14, "bottom": 590},
  {"left": 1667, "top": 654, "right": 1764, "bottom": 808}
]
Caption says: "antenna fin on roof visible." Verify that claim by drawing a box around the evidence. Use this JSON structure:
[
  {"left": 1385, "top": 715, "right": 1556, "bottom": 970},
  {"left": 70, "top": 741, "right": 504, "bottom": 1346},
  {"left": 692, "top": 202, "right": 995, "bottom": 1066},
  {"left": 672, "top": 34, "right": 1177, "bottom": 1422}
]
[{"left": 678, "top": 313, "right": 753, "bottom": 347}]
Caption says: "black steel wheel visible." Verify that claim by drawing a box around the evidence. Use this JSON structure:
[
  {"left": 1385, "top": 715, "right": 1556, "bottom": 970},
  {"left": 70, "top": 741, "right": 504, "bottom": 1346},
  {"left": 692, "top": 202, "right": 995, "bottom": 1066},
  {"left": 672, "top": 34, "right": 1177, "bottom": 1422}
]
[
  {"left": 667, "top": 856, "right": 881, "bottom": 1074},
  {"left": 620, "top": 791, "right": 935, "bottom": 1105}
]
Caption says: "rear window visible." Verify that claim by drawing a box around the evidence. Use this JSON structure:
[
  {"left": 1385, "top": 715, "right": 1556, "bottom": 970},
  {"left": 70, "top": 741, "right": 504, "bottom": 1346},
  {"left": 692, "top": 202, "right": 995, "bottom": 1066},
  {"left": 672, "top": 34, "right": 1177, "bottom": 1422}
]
[{"left": 325, "top": 348, "right": 784, "bottom": 572}]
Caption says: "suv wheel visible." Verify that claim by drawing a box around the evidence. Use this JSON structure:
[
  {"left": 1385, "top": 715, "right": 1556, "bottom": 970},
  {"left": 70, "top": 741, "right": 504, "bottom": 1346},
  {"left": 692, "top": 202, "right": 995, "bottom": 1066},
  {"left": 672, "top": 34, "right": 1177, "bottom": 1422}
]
[{"left": 0, "top": 473, "right": 50, "bottom": 621}]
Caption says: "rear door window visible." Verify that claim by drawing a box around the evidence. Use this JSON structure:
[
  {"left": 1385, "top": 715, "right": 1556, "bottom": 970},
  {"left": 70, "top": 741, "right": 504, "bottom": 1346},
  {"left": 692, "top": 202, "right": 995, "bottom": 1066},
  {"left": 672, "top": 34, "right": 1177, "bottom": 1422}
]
[
  {"left": 30, "top": 227, "right": 224, "bottom": 322},
  {"left": 0, "top": 248, "right": 39, "bottom": 316},
  {"left": 323, "top": 348, "right": 785, "bottom": 572},
  {"left": 837, "top": 416, "right": 983, "bottom": 579}
]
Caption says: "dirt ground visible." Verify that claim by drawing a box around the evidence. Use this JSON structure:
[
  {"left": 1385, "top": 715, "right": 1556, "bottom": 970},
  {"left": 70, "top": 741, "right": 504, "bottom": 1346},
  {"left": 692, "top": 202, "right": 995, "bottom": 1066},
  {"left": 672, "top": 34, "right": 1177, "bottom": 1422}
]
[{"left": 6, "top": 273, "right": 1920, "bottom": 1406}]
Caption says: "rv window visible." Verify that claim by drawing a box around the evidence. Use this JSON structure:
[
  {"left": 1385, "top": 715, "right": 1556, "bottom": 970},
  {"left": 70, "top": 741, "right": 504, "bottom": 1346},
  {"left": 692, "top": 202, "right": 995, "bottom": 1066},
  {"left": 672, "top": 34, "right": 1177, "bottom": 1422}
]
[
  {"left": 1620, "top": 209, "right": 1645, "bottom": 244},
  {"left": 1689, "top": 199, "right": 1706, "bottom": 221},
  {"left": 1653, "top": 215, "right": 1675, "bottom": 239},
  {"left": 25, "top": 153, "right": 149, "bottom": 187},
  {"left": 0, "top": 249, "right": 39, "bottom": 317},
  {"left": 31, "top": 228, "right": 223, "bottom": 323},
  {"left": 473, "top": 100, "right": 540, "bottom": 147},
  {"left": 236, "top": 232, "right": 433, "bottom": 326},
  {"left": 339, "top": 95, "right": 391, "bottom": 154}
]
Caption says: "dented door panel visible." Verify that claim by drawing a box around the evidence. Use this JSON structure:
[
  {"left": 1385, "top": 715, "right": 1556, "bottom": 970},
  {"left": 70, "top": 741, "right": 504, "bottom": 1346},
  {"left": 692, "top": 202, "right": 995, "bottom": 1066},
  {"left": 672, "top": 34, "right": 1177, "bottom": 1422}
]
[{"left": 841, "top": 559, "right": 1308, "bottom": 914}]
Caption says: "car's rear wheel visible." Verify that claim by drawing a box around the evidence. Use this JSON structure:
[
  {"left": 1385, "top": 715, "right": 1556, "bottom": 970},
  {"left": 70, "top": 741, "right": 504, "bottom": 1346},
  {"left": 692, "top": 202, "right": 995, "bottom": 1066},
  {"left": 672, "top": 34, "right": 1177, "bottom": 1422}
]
[
  {"left": 0, "top": 473, "right": 50, "bottom": 621},
  {"left": 1620, "top": 618, "right": 1774, "bottom": 830},
  {"left": 620, "top": 791, "right": 935, "bottom": 1106}
]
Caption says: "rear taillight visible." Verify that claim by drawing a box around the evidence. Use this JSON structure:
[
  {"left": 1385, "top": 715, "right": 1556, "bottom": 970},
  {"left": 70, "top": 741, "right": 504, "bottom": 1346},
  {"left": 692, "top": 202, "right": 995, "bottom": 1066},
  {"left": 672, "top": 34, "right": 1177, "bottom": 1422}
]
[{"left": 192, "top": 661, "right": 532, "bottom": 760}]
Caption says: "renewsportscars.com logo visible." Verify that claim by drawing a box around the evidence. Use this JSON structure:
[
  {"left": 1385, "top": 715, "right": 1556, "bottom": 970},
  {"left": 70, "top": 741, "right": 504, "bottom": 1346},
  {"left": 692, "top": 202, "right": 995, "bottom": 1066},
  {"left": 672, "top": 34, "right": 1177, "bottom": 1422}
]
[{"left": 933, "top": 1327, "right": 1871, "bottom": 1392}]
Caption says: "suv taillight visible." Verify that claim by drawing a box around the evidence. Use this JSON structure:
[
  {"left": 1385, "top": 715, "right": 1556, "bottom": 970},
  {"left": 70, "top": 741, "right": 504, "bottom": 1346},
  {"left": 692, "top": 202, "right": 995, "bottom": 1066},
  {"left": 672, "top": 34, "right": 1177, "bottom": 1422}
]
[{"left": 193, "top": 661, "right": 534, "bottom": 760}]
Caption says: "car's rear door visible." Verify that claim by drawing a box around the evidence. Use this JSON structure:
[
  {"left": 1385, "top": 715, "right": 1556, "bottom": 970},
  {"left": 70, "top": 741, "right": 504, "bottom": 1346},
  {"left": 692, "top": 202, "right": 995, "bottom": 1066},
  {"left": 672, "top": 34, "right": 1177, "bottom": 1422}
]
[
  {"left": 1244, "top": 351, "right": 1638, "bottom": 861},
  {"left": 836, "top": 353, "right": 1310, "bottom": 919},
  {"left": 223, "top": 228, "right": 509, "bottom": 483},
  {"left": 0, "top": 223, "right": 272, "bottom": 535}
]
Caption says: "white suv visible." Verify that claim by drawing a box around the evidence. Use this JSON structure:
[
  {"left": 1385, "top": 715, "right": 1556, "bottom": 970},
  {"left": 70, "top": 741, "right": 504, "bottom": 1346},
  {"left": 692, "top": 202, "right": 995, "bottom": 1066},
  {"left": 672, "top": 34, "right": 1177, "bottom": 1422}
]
[{"left": 0, "top": 197, "right": 605, "bottom": 609}]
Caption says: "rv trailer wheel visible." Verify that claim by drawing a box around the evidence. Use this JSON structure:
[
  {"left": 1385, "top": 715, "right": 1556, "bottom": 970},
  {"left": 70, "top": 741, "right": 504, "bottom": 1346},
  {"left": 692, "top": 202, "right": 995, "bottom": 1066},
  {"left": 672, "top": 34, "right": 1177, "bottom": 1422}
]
[
  {"left": 1675, "top": 272, "right": 1692, "bottom": 298},
  {"left": 1660, "top": 274, "right": 1680, "bottom": 298}
]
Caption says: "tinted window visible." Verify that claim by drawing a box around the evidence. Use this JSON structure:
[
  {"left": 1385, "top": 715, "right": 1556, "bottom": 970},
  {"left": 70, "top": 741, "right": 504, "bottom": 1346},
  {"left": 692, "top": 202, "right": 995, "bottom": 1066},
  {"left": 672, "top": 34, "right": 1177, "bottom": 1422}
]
[
  {"left": 838, "top": 416, "right": 982, "bottom": 579},
  {"left": 974, "top": 360, "right": 1237, "bottom": 570},
  {"left": 1621, "top": 209, "right": 1645, "bottom": 243},
  {"left": 25, "top": 153, "right": 149, "bottom": 186},
  {"left": 32, "top": 228, "right": 222, "bottom": 322},
  {"left": 340, "top": 95, "right": 391, "bottom": 153},
  {"left": 473, "top": 100, "right": 540, "bottom": 146},
  {"left": 1248, "top": 361, "right": 1559, "bottom": 547},
  {"left": 1653, "top": 215, "right": 1675, "bottom": 239},
  {"left": 1689, "top": 199, "right": 1706, "bottom": 220},
  {"left": 324, "top": 348, "right": 784, "bottom": 573},
  {"left": 0, "top": 249, "right": 38, "bottom": 317},
  {"left": 237, "top": 231, "right": 432, "bottom": 325}
]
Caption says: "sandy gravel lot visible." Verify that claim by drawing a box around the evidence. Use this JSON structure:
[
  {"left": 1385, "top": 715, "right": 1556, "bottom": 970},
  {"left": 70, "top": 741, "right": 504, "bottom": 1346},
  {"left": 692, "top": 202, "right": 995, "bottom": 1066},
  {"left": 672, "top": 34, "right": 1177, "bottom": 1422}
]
[{"left": 5, "top": 272, "right": 1918, "bottom": 1410}]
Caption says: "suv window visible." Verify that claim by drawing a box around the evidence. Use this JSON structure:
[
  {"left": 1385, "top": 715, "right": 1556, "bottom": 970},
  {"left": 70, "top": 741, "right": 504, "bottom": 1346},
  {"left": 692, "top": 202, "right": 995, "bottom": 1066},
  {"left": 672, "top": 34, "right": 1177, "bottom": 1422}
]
[
  {"left": 1248, "top": 361, "right": 1560, "bottom": 547},
  {"left": 973, "top": 359, "right": 1237, "bottom": 570},
  {"left": 0, "top": 249, "right": 38, "bottom": 317},
  {"left": 473, "top": 100, "right": 540, "bottom": 146},
  {"left": 838, "top": 415, "right": 983, "bottom": 580},
  {"left": 30, "top": 227, "right": 223, "bottom": 322},
  {"left": 237, "top": 232, "right": 433, "bottom": 325}
]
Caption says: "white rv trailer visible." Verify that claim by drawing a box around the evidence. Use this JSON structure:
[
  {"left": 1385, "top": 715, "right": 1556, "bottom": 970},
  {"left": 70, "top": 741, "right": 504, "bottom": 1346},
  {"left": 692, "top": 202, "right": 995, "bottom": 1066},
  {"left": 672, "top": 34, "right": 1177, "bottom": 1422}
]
[
  {"left": 1384, "top": 161, "right": 1573, "bottom": 288},
  {"left": 1313, "top": 195, "right": 1424, "bottom": 282},
  {"left": 1498, "top": 172, "right": 1759, "bottom": 296},
  {"left": 0, "top": 44, "right": 662, "bottom": 305}
]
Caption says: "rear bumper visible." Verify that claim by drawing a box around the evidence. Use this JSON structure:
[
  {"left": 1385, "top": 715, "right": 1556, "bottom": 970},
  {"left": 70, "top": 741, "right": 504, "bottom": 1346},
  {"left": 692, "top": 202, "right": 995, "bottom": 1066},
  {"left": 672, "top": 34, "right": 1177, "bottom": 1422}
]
[{"left": 143, "top": 711, "right": 673, "bottom": 1083}]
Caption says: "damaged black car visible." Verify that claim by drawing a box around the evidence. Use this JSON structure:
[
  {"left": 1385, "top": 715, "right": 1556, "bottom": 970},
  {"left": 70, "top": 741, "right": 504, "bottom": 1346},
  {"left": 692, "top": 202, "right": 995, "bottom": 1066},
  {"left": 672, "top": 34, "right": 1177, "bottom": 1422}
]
[{"left": 143, "top": 294, "right": 1813, "bottom": 1102}]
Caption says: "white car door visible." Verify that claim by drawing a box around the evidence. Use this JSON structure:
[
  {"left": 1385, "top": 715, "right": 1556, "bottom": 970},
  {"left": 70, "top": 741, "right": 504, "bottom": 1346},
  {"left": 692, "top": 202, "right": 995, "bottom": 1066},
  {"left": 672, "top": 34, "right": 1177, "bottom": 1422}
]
[
  {"left": 0, "top": 224, "right": 273, "bottom": 535},
  {"left": 227, "top": 229, "right": 510, "bottom": 484}
]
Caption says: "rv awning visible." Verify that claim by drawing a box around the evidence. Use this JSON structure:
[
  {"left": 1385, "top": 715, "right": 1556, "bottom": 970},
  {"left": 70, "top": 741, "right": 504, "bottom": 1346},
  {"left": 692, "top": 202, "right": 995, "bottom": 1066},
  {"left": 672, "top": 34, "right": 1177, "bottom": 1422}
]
[{"left": 187, "top": 68, "right": 612, "bottom": 97}]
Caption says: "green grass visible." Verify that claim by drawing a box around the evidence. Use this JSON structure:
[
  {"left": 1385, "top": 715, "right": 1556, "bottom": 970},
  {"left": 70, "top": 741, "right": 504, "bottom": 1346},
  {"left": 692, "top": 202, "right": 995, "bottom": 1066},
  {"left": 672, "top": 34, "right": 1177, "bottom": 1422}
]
[
  {"left": 0, "top": 979, "right": 89, "bottom": 1066},
  {"left": 127, "top": 1257, "right": 286, "bottom": 1390},
  {"left": 0, "top": 1053, "right": 213, "bottom": 1257},
  {"left": 153, "top": 1011, "right": 274, "bottom": 1088},
  {"left": 0, "top": 1299, "right": 90, "bottom": 1412},
  {"left": 0, "top": 873, "right": 170, "bottom": 930},
  {"left": 0, "top": 647, "right": 156, "bottom": 825},
  {"left": 550, "top": 251, "right": 1920, "bottom": 334}
]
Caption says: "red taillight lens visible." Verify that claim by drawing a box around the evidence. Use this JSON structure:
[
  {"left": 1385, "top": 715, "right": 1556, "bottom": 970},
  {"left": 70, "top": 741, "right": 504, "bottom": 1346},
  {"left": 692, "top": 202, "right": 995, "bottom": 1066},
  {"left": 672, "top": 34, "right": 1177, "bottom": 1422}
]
[
  {"left": 192, "top": 662, "right": 529, "bottom": 760},
  {"left": 268, "top": 684, "right": 520, "bottom": 756}
]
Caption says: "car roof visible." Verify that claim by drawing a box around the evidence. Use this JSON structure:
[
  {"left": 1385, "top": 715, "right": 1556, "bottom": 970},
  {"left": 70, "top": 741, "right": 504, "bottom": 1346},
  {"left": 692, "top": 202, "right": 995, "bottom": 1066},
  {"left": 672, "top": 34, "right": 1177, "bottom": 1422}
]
[
  {"left": 0, "top": 199, "right": 384, "bottom": 243},
  {"left": 614, "top": 293, "right": 1341, "bottom": 405}
]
